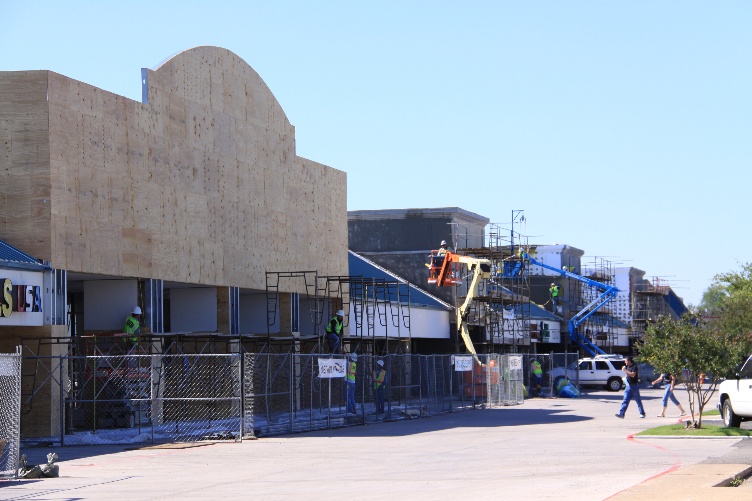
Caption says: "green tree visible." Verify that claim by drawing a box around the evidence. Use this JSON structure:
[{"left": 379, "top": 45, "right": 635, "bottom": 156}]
[
  {"left": 639, "top": 263, "right": 752, "bottom": 428},
  {"left": 638, "top": 315, "right": 746, "bottom": 428},
  {"left": 712, "top": 263, "right": 752, "bottom": 350}
]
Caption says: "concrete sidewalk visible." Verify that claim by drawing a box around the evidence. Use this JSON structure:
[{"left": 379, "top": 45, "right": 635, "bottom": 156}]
[{"left": 2, "top": 388, "right": 750, "bottom": 500}]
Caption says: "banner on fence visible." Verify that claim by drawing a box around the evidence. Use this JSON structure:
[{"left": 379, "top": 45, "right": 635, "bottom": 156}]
[
  {"left": 453, "top": 356, "right": 473, "bottom": 372},
  {"left": 317, "top": 358, "right": 346, "bottom": 378},
  {"left": 509, "top": 356, "right": 523, "bottom": 370}
]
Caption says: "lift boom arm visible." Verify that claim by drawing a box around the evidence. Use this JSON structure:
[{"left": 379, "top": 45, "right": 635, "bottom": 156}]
[
  {"left": 527, "top": 255, "right": 619, "bottom": 357},
  {"left": 428, "top": 251, "right": 492, "bottom": 365}
]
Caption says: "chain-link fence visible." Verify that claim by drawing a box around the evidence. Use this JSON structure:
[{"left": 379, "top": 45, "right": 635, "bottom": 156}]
[
  {"left": 244, "top": 353, "right": 524, "bottom": 437},
  {"left": 0, "top": 348, "right": 21, "bottom": 478},
  {"left": 521, "top": 353, "right": 581, "bottom": 397},
  {"left": 21, "top": 352, "right": 526, "bottom": 446},
  {"left": 61, "top": 354, "right": 242, "bottom": 445}
]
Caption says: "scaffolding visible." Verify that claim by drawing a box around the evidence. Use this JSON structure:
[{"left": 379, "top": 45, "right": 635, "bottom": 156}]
[
  {"left": 631, "top": 276, "right": 671, "bottom": 338},
  {"left": 579, "top": 257, "right": 618, "bottom": 352},
  {"left": 455, "top": 223, "right": 533, "bottom": 354},
  {"left": 263, "top": 271, "right": 412, "bottom": 358}
]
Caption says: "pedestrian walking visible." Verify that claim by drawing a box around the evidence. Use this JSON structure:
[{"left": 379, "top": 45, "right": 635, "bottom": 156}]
[
  {"left": 653, "top": 373, "right": 686, "bottom": 417},
  {"left": 615, "top": 356, "right": 645, "bottom": 419}
]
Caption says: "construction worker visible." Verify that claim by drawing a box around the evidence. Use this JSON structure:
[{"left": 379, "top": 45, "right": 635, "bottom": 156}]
[
  {"left": 124, "top": 306, "right": 142, "bottom": 346},
  {"left": 530, "top": 359, "right": 543, "bottom": 397},
  {"left": 325, "top": 309, "right": 344, "bottom": 353},
  {"left": 549, "top": 283, "right": 560, "bottom": 311},
  {"left": 437, "top": 240, "right": 449, "bottom": 256},
  {"left": 373, "top": 359, "right": 387, "bottom": 414},
  {"left": 346, "top": 353, "right": 357, "bottom": 414}
]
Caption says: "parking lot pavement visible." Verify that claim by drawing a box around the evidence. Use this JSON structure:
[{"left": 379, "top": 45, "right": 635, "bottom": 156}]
[{"left": 2, "top": 388, "right": 750, "bottom": 500}]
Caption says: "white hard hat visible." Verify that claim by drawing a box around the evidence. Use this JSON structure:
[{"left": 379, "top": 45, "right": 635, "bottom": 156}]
[
  {"left": 336, "top": 309, "right": 345, "bottom": 317},
  {"left": 550, "top": 283, "right": 555, "bottom": 286},
  {"left": 377, "top": 360, "right": 384, "bottom": 367},
  {"left": 132, "top": 306, "right": 142, "bottom": 315},
  {"left": 440, "top": 240, "right": 447, "bottom": 246},
  {"left": 350, "top": 353, "right": 357, "bottom": 361}
]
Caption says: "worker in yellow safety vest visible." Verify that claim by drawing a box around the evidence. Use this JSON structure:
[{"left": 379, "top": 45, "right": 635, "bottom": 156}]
[
  {"left": 549, "top": 283, "right": 560, "bottom": 311},
  {"left": 346, "top": 353, "right": 357, "bottom": 414},
  {"left": 530, "top": 360, "right": 543, "bottom": 397},
  {"left": 372, "top": 359, "right": 387, "bottom": 414},
  {"left": 325, "top": 310, "right": 344, "bottom": 353},
  {"left": 124, "top": 306, "right": 142, "bottom": 345}
]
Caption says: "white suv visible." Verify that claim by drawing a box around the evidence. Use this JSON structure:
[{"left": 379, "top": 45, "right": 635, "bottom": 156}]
[
  {"left": 549, "top": 355, "right": 626, "bottom": 392},
  {"left": 718, "top": 354, "right": 752, "bottom": 427}
]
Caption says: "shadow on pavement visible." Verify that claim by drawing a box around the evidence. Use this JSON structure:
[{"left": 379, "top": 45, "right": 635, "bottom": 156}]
[{"left": 296, "top": 405, "right": 594, "bottom": 438}]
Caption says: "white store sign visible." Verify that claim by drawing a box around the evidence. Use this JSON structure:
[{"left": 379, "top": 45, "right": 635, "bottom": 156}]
[{"left": 0, "top": 269, "right": 45, "bottom": 326}]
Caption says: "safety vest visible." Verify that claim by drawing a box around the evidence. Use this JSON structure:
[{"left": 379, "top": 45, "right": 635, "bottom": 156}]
[
  {"left": 373, "top": 369, "right": 386, "bottom": 390},
  {"left": 346, "top": 361, "right": 356, "bottom": 382},
  {"left": 124, "top": 315, "right": 140, "bottom": 342},
  {"left": 532, "top": 362, "right": 542, "bottom": 376},
  {"left": 550, "top": 286, "right": 559, "bottom": 297},
  {"left": 326, "top": 316, "right": 343, "bottom": 335}
]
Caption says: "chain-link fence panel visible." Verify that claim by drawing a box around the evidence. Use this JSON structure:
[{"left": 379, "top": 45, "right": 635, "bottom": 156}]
[
  {"left": 58, "top": 354, "right": 241, "bottom": 445},
  {"left": 0, "top": 348, "right": 21, "bottom": 478},
  {"left": 486, "top": 354, "right": 524, "bottom": 406},
  {"left": 156, "top": 354, "right": 242, "bottom": 441},
  {"left": 548, "top": 353, "right": 580, "bottom": 395},
  {"left": 244, "top": 353, "right": 353, "bottom": 437},
  {"left": 520, "top": 353, "right": 580, "bottom": 398}
]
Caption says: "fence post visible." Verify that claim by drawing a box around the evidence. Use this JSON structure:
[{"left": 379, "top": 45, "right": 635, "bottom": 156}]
[{"left": 59, "top": 356, "right": 65, "bottom": 446}]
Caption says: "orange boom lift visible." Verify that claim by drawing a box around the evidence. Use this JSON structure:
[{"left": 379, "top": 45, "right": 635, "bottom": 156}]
[{"left": 427, "top": 249, "right": 492, "bottom": 365}]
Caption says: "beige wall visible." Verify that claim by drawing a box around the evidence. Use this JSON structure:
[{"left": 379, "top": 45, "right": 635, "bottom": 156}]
[
  {"left": 0, "top": 71, "right": 52, "bottom": 258},
  {"left": 1, "top": 47, "right": 348, "bottom": 293}
]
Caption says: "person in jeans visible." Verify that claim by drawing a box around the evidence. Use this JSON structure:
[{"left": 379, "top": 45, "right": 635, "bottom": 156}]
[
  {"left": 615, "top": 356, "right": 645, "bottom": 419},
  {"left": 653, "top": 373, "right": 686, "bottom": 417}
]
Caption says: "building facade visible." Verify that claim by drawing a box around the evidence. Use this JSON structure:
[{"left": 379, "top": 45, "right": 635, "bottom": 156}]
[{"left": 1, "top": 46, "right": 348, "bottom": 436}]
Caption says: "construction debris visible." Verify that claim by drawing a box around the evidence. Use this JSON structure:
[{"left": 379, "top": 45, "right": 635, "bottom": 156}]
[{"left": 18, "top": 453, "right": 59, "bottom": 479}]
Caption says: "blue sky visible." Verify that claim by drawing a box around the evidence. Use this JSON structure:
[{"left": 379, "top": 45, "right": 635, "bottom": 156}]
[{"left": 3, "top": 1, "right": 750, "bottom": 306}]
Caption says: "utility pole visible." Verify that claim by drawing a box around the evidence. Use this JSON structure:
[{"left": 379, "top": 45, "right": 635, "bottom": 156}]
[{"left": 511, "top": 210, "right": 525, "bottom": 255}]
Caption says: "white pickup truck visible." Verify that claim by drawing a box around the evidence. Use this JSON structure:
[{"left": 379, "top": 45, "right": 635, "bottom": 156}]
[{"left": 718, "top": 354, "right": 752, "bottom": 427}]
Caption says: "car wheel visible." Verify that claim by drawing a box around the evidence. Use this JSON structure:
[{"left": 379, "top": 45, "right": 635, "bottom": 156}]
[
  {"left": 723, "top": 399, "right": 741, "bottom": 428},
  {"left": 607, "top": 377, "right": 622, "bottom": 392}
]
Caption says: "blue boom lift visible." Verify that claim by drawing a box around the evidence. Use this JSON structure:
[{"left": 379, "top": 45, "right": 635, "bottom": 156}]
[{"left": 525, "top": 254, "right": 619, "bottom": 357}]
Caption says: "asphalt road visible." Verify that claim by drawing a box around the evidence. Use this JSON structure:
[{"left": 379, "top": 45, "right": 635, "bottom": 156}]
[{"left": 3, "top": 387, "right": 751, "bottom": 500}]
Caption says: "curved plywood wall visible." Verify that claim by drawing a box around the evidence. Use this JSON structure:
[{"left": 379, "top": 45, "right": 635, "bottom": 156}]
[{"left": 2, "top": 46, "right": 347, "bottom": 292}]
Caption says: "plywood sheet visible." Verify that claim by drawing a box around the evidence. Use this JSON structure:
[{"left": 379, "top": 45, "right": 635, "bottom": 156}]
[{"left": 2, "top": 47, "right": 348, "bottom": 293}]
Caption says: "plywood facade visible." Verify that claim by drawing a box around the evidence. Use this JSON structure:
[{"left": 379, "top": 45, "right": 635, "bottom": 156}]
[{"left": 1, "top": 46, "right": 347, "bottom": 292}]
